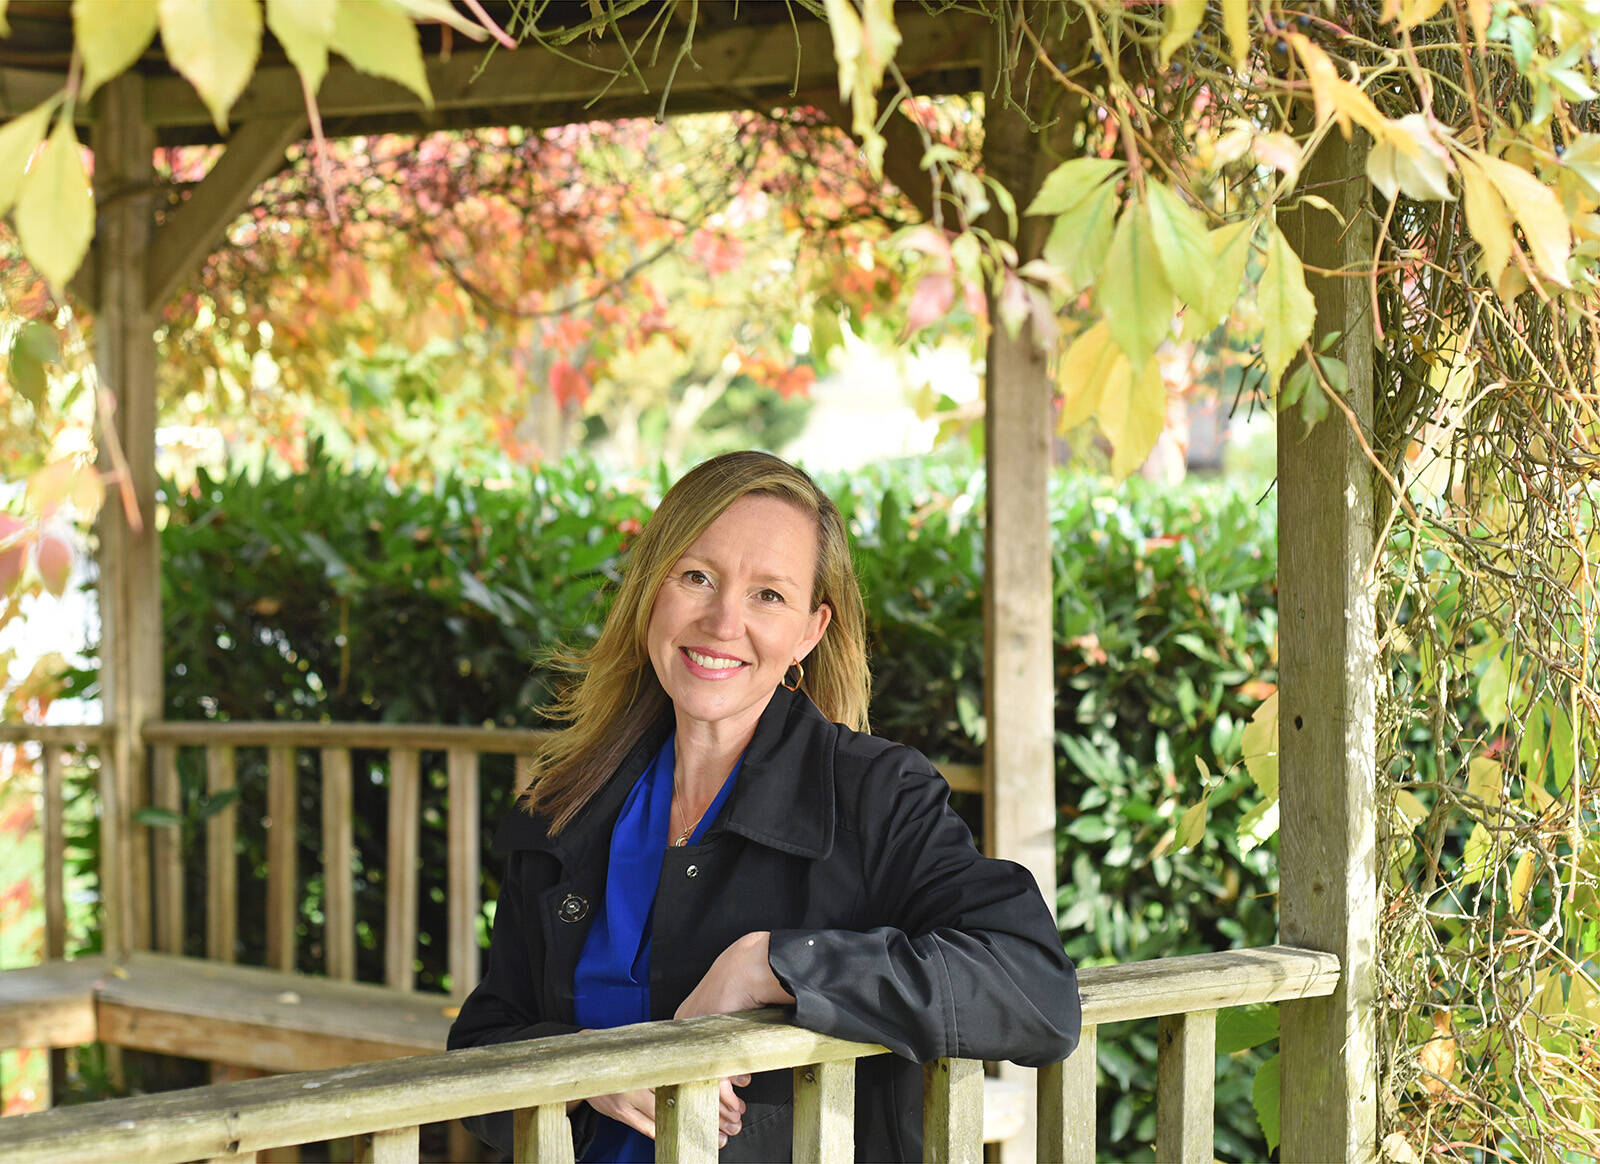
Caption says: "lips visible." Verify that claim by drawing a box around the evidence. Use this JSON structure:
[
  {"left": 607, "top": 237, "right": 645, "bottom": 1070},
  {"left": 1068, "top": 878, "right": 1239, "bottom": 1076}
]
[{"left": 681, "top": 646, "right": 747, "bottom": 677}]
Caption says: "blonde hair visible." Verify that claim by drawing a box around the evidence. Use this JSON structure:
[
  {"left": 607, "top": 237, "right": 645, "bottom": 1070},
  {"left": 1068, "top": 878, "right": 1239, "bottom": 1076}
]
[{"left": 524, "top": 451, "right": 870, "bottom": 832}]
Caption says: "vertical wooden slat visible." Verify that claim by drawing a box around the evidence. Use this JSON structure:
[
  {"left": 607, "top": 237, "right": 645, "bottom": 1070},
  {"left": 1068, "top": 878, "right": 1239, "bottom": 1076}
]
[
  {"left": 922, "top": 1057, "right": 984, "bottom": 1164},
  {"left": 447, "top": 747, "right": 480, "bottom": 1000},
  {"left": 1278, "top": 119, "right": 1380, "bottom": 1162},
  {"left": 152, "top": 744, "right": 184, "bottom": 954},
  {"left": 513, "top": 1104, "right": 575, "bottom": 1164},
  {"left": 1155, "top": 1011, "right": 1216, "bottom": 1164},
  {"left": 128, "top": 732, "right": 151, "bottom": 952},
  {"left": 793, "top": 1060, "right": 854, "bottom": 1162},
  {"left": 265, "top": 745, "right": 298, "bottom": 972},
  {"left": 321, "top": 748, "right": 355, "bottom": 980},
  {"left": 206, "top": 744, "right": 237, "bottom": 963},
  {"left": 1039, "top": 1023, "right": 1096, "bottom": 1164},
  {"left": 655, "top": 1079, "right": 721, "bottom": 1164},
  {"left": 368, "top": 1125, "right": 419, "bottom": 1164},
  {"left": 42, "top": 746, "right": 66, "bottom": 960},
  {"left": 384, "top": 748, "right": 420, "bottom": 990}
]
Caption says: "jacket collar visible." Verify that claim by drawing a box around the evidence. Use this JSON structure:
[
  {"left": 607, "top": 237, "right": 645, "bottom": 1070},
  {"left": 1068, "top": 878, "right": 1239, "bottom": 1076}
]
[{"left": 497, "top": 682, "right": 837, "bottom": 862}]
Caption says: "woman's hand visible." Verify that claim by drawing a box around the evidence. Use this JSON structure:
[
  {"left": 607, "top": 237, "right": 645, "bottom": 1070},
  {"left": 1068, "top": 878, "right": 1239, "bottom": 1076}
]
[
  {"left": 583, "top": 1078, "right": 751, "bottom": 1147},
  {"left": 675, "top": 931, "right": 797, "bottom": 1019}
]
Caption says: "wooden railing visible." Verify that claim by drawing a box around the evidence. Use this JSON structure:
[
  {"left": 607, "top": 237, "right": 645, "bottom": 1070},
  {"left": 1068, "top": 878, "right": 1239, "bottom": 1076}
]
[
  {"left": 3, "top": 720, "right": 979, "bottom": 995},
  {"left": 0, "top": 946, "right": 1339, "bottom": 1163},
  {"left": 0, "top": 724, "right": 114, "bottom": 961}
]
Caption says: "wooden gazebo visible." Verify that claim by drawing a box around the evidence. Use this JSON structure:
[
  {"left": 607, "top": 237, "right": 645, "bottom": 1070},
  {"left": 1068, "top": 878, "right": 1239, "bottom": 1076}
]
[{"left": 0, "top": 4, "right": 1375, "bottom": 1161}]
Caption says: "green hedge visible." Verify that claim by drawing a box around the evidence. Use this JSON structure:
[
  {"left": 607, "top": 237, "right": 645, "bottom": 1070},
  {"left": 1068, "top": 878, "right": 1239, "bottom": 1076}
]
[{"left": 84, "top": 452, "right": 1280, "bottom": 1159}]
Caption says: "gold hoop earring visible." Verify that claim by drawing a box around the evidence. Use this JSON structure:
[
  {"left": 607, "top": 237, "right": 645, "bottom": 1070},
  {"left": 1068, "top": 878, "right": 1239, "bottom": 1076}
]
[{"left": 781, "top": 661, "right": 803, "bottom": 691}]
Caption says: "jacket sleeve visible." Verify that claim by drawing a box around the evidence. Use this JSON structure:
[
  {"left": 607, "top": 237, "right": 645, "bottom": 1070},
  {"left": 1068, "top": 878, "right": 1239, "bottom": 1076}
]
[
  {"left": 766, "top": 746, "right": 1080, "bottom": 1067},
  {"left": 447, "top": 851, "right": 597, "bottom": 1156}
]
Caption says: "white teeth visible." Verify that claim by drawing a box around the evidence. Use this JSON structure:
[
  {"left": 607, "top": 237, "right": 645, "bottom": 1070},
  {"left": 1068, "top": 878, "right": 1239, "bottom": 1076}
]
[{"left": 686, "top": 649, "right": 743, "bottom": 670}]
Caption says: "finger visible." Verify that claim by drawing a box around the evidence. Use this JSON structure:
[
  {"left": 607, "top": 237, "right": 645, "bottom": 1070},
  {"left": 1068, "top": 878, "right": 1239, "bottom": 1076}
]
[{"left": 732, "top": 1073, "right": 752, "bottom": 1087}]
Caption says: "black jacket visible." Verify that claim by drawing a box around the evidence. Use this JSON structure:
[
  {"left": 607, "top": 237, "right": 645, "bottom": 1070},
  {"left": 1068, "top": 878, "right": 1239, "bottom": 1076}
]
[{"left": 448, "top": 684, "right": 1080, "bottom": 1161}]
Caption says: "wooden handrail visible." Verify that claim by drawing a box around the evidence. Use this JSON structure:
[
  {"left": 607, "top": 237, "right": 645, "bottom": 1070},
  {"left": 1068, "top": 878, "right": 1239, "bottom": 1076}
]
[
  {"left": 0, "top": 947, "right": 1340, "bottom": 1164},
  {"left": 0, "top": 724, "right": 112, "bottom": 745},
  {"left": 141, "top": 720, "right": 551, "bottom": 752}
]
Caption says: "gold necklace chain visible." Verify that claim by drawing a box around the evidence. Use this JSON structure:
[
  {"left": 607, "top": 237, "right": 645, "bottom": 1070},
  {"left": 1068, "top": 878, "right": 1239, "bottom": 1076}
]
[{"left": 672, "top": 787, "right": 711, "bottom": 847}]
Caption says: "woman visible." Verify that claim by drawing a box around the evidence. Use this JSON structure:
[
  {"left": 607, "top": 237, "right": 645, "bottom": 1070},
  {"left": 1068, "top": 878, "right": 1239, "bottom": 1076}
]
[{"left": 449, "top": 451, "right": 1079, "bottom": 1161}]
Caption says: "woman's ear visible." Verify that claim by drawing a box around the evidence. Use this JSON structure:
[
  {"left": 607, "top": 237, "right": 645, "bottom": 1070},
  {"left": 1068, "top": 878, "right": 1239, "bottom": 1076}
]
[{"left": 798, "top": 602, "right": 832, "bottom": 660}]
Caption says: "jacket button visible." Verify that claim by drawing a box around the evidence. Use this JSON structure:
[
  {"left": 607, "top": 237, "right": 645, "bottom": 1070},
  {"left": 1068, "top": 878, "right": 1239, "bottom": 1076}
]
[
  {"left": 557, "top": 893, "right": 589, "bottom": 922},
  {"left": 685, "top": 865, "right": 698, "bottom": 878}
]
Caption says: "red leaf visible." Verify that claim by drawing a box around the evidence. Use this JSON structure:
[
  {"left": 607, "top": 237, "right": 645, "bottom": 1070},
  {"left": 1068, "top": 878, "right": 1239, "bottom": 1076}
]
[
  {"left": 906, "top": 273, "right": 955, "bottom": 335},
  {"left": 549, "top": 358, "right": 590, "bottom": 408},
  {"left": 36, "top": 532, "right": 72, "bottom": 597},
  {"left": 773, "top": 365, "right": 816, "bottom": 399}
]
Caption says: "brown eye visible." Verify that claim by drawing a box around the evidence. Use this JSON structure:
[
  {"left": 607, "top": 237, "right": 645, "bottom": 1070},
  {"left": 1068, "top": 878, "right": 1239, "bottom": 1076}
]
[{"left": 758, "top": 589, "right": 785, "bottom": 604}]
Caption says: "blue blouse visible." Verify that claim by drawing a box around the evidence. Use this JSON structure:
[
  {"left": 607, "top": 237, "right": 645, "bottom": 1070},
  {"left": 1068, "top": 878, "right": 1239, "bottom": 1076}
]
[{"left": 573, "top": 734, "right": 740, "bottom": 1163}]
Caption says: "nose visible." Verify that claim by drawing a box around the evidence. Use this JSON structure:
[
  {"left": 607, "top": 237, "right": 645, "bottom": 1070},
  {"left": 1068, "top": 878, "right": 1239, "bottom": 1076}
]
[{"left": 701, "top": 587, "right": 744, "bottom": 640}]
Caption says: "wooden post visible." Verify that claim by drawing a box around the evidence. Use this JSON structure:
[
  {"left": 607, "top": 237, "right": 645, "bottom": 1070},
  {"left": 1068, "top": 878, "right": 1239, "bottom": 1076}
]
[
  {"left": 1154, "top": 1010, "right": 1215, "bottom": 1163},
  {"left": 1276, "top": 126, "right": 1380, "bottom": 1162},
  {"left": 922, "top": 1057, "right": 985, "bottom": 1164},
  {"left": 93, "top": 73, "right": 160, "bottom": 959},
  {"left": 980, "top": 19, "right": 1082, "bottom": 1161},
  {"left": 793, "top": 1061, "right": 854, "bottom": 1162},
  {"left": 1037, "top": 1024, "right": 1095, "bottom": 1163},
  {"left": 654, "top": 1080, "right": 721, "bottom": 1164}
]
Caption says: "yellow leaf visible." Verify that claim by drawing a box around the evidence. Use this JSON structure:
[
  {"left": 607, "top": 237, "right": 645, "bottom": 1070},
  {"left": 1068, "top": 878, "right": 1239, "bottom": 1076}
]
[
  {"left": 158, "top": 0, "right": 263, "bottom": 133},
  {"left": 1289, "top": 33, "right": 1385, "bottom": 139},
  {"left": 266, "top": 0, "right": 336, "bottom": 94},
  {"left": 1242, "top": 691, "right": 1278, "bottom": 799},
  {"left": 1184, "top": 219, "right": 1254, "bottom": 339},
  {"left": 0, "top": 0, "right": 8, "bottom": 35},
  {"left": 1146, "top": 179, "right": 1215, "bottom": 318},
  {"left": 1458, "top": 822, "right": 1492, "bottom": 886},
  {"left": 389, "top": 0, "right": 488, "bottom": 41},
  {"left": 26, "top": 459, "right": 78, "bottom": 517},
  {"left": 1394, "top": 789, "right": 1427, "bottom": 827},
  {"left": 1509, "top": 851, "right": 1535, "bottom": 913},
  {"left": 1466, "top": 0, "right": 1491, "bottom": 48},
  {"left": 1466, "top": 756, "right": 1503, "bottom": 809},
  {"left": 1158, "top": 0, "right": 1206, "bottom": 67},
  {"left": 1056, "top": 321, "right": 1126, "bottom": 433},
  {"left": 1473, "top": 150, "right": 1572, "bottom": 286},
  {"left": 0, "top": 100, "right": 53, "bottom": 218},
  {"left": 332, "top": 0, "right": 433, "bottom": 108},
  {"left": 1174, "top": 794, "right": 1208, "bottom": 850},
  {"left": 1393, "top": 0, "right": 1447, "bottom": 31},
  {"left": 73, "top": 0, "right": 160, "bottom": 100},
  {"left": 1382, "top": 1131, "right": 1424, "bottom": 1164},
  {"left": 1417, "top": 1010, "right": 1456, "bottom": 1094},
  {"left": 823, "top": 0, "right": 898, "bottom": 177},
  {"left": 1459, "top": 155, "right": 1514, "bottom": 285},
  {"left": 1259, "top": 221, "right": 1316, "bottom": 389},
  {"left": 1524, "top": 776, "right": 1555, "bottom": 817},
  {"left": 1367, "top": 114, "right": 1456, "bottom": 203},
  {"left": 1220, "top": 0, "right": 1249, "bottom": 69},
  {"left": 1097, "top": 202, "right": 1173, "bottom": 372},
  {"left": 14, "top": 117, "right": 94, "bottom": 294},
  {"left": 1098, "top": 357, "right": 1166, "bottom": 480}
]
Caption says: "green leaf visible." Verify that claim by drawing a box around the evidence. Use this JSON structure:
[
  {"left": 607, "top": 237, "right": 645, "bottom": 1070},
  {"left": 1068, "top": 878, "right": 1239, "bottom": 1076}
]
[
  {"left": 1458, "top": 822, "right": 1493, "bottom": 887},
  {"left": 266, "top": 0, "right": 336, "bottom": 93},
  {"left": 1174, "top": 793, "right": 1209, "bottom": 850},
  {"left": 0, "top": 100, "right": 54, "bottom": 217},
  {"left": 1477, "top": 649, "right": 1510, "bottom": 728},
  {"left": 74, "top": 0, "right": 160, "bottom": 100},
  {"left": 1253, "top": 1051, "right": 1281, "bottom": 1152},
  {"left": 10, "top": 320, "right": 59, "bottom": 407},
  {"left": 1025, "top": 156, "right": 1123, "bottom": 217},
  {"left": 133, "top": 806, "right": 184, "bottom": 828},
  {"left": 1217, "top": 1002, "right": 1278, "bottom": 1053},
  {"left": 14, "top": 116, "right": 95, "bottom": 293},
  {"left": 1158, "top": 0, "right": 1206, "bottom": 66},
  {"left": 1146, "top": 180, "right": 1215, "bottom": 320},
  {"left": 1236, "top": 795, "right": 1279, "bottom": 853},
  {"left": 1202, "top": 219, "right": 1255, "bottom": 333},
  {"left": 1097, "top": 202, "right": 1173, "bottom": 371},
  {"left": 1043, "top": 179, "right": 1118, "bottom": 291},
  {"left": 1241, "top": 691, "right": 1277, "bottom": 799},
  {"left": 331, "top": 0, "right": 433, "bottom": 107},
  {"left": 158, "top": 0, "right": 264, "bottom": 133},
  {"left": 1260, "top": 220, "right": 1316, "bottom": 389},
  {"left": 198, "top": 787, "right": 240, "bottom": 819}
]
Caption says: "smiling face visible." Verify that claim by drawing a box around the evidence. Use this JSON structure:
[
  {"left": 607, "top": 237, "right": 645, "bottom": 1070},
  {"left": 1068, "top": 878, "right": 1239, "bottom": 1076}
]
[{"left": 646, "top": 493, "right": 832, "bottom": 744}]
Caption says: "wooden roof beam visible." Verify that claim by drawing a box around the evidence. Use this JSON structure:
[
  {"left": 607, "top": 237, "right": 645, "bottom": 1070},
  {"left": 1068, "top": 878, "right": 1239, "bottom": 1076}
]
[
  {"left": 130, "top": 9, "right": 984, "bottom": 132},
  {"left": 145, "top": 117, "right": 306, "bottom": 312}
]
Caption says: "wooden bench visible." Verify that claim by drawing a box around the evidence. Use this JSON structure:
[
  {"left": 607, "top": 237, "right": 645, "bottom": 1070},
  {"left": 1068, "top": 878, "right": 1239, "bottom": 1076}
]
[{"left": 0, "top": 952, "right": 1028, "bottom": 1141}]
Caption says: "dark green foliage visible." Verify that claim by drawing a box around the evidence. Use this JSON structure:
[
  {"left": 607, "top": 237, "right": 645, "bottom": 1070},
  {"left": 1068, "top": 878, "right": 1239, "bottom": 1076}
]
[{"left": 87, "top": 452, "right": 1277, "bottom": 1159}]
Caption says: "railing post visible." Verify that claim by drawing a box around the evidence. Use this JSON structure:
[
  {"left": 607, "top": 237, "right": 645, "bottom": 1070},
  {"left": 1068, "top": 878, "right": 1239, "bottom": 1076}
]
[
  {"left": 655, "top": 1079, "right": 721, "bottom": 1164},
  {"left": 152, "top": 743, "right": 184, "bottom": 954},
  {"left": 265, "top": 745, "right": 298, "bottom": 972},
  {"left": 923, "top": 1057, "right": 984, "bottom": 1164},
  {"left": 1038, "top": 1024, "right": 1096, "bottom": 1163},
  {"left": 513, "top": 1104, "right": 575, "bottom": 1163},
  {"left": 384, "top": 748, "right": 420, "bottom": 990},
  {"left": 321, "top": 747, "right": 355, "bottom": 980},
  {"left": 793, "top": 1060, "right": 854, "bottom": 1162},
  {"left": 1155, "top": 1010, "right": 1216, "bottom": 1163},
  {"left": 206, "top": 745, "right": 238, "bottom": 963},
  {"left": 369, "top": 1125, "right": 419, "bottom": 1164}
]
